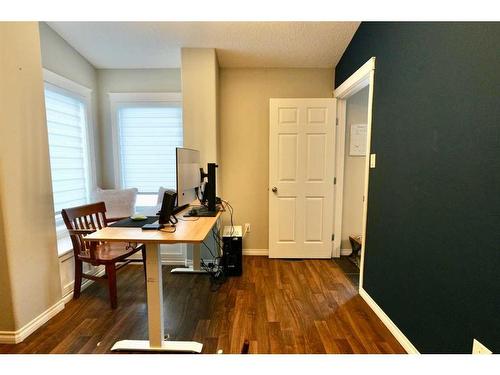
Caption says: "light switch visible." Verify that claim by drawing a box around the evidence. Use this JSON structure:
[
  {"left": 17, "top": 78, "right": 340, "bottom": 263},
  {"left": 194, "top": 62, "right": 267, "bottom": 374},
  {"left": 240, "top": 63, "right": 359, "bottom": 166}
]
[{"left": 370, "top": 153, "right": 376, "bottom": 168}]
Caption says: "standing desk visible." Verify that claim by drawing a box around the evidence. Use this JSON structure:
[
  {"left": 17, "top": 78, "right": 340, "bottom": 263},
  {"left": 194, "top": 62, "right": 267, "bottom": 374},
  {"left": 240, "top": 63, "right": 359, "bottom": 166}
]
[{"left": 84, "top": 209, "right": 221, "bottom": 353}]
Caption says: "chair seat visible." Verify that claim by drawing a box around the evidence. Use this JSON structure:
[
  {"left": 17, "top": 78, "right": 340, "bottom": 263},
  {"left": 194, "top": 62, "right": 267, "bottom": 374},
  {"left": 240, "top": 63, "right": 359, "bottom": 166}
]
[{"left": 79, "top": 242, "right": 144, "bottom": 263}]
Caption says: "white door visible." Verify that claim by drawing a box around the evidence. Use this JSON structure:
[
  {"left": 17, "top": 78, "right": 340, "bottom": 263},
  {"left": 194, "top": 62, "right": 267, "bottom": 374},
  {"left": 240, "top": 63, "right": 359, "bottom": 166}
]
[{"left": 269, "top": 98, "right": 336, "bottom": 258}]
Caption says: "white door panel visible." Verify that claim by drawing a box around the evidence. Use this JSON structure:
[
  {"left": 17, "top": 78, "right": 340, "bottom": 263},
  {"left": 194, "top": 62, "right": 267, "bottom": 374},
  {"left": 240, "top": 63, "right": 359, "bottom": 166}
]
[
  {"left": 269, "top": 98, "right": 336, "bottom": 258},
  {"left": 278, "top": 134, "right": 298, "bottom": 181}
]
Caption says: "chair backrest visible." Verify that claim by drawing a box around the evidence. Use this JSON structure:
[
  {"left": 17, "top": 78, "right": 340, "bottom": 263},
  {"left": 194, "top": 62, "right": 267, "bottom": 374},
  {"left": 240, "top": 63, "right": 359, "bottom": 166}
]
[{"left": 61, "top": 202, "right": 108, "bottom": 260}]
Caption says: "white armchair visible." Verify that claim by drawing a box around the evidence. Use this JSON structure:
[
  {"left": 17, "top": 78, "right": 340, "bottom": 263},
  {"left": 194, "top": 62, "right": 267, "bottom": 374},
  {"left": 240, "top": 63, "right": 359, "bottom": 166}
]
[{"left": 93, "top": 187, "right": 138, "bottom": 220}]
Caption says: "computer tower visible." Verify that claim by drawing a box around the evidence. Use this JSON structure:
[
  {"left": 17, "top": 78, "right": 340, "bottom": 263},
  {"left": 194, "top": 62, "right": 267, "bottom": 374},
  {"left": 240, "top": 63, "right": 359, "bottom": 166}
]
[{"left": 222, "top": 226, "right": 242, "bottom": 276}]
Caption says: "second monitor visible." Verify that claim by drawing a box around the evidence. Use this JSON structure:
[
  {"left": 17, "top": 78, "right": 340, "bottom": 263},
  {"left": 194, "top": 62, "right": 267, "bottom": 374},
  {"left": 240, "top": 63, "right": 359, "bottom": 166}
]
[
  {"left": 176, "top": 147, "right": 219, "bottom": 217},
  {"left": 176, "top": 147, "right": 201, "bottom": 209},
  {"left": 193, "top": 162, "right": 218, "bottom": 217}
]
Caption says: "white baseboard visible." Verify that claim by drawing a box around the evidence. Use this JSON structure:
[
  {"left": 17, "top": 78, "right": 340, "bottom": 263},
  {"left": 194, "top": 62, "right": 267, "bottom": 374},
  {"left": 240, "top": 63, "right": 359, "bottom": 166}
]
[
  {"left": 130, "top": 248, "right": 269, "bottom": 259},
  {"left": 340, "top": 248, "right": 353, "bottom": 256},
  {"left": 1, "top": 249, "right": 189, "bottom": 345},
  {"left": 0, "top": 299, "right": 65, "bottom": 344},
  {"left": 359, "top": 287, "right": 419, "bottom": 354},
  {"left": 128, "top": 253, "right": 186, "bottom": 265},
  {"left": 161, "top": 253, "right": 187, "bottom": 265},
  {"left": 0, "top": 266, "right": 109, "bottom": 344},
  {"left": 127, "top": 245, "right": 186, "bottom": 265},
  {"left": 0, "top": 248, "right": 265, "bottom": 345},
  {"left": 243, "top": 249, "right": 268, "bottom": 256}
]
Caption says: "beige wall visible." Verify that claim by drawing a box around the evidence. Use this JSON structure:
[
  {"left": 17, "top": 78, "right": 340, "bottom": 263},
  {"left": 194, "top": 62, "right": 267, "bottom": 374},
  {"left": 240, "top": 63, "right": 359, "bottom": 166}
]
[
  {"left": 181, "top": 48, "right": 220, "bottom": 259},
  {"left": 38, "top": 22, "right": 101, "bottom": 186},
  {"left": 181, "top": 49, "right": 219, "bottom": 169},
  {"left": 219, "top": 68, "right": 333, "bottom": 250},
  {"left": 0, "top": 195, "right": 15, "bottom": 331},
  {"left": 341, "top": 86, "right": 369, "bottom": 249},
  {"left": 39, "top": 22, "right": 97, "bottom": 89},
  {"left": 0, "top": 22, "right": 62, "bottom": 330},
  {"left": 97, "top": 68, "right": 182, "bottom": 188}
]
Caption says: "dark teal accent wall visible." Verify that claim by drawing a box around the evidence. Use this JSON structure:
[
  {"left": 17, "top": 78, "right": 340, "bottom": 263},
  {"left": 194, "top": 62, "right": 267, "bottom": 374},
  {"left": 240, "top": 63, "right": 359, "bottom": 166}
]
[{"left": 335, "top": 22, "right": 500, "bottom": 353}]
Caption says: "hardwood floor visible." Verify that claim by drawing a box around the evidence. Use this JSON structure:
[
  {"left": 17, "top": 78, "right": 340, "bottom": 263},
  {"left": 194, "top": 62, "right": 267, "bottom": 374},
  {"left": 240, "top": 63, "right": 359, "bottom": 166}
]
[{"left": 0, "top": 256, "right": 405, "bottom": 354}]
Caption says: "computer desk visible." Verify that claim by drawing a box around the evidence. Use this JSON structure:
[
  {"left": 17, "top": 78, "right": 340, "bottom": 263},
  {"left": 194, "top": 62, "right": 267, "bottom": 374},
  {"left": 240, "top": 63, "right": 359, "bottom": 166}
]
[{"left": 84, "top": 207, "right": 222, "bottom": 353}]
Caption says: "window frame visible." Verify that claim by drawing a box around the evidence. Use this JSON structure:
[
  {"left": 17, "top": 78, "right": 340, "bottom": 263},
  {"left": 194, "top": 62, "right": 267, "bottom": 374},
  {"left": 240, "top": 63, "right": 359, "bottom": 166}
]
[
  {"left": 109, "top": 92, "right": 183, "bottom": 206},
  {"left": 43, "top": 69, "right": 97, "bottom": 254}
]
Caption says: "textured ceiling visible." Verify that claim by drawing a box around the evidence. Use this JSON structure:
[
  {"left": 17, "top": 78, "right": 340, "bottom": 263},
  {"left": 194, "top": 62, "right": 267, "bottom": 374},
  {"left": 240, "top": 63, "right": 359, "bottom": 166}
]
[{"left": 46, "top": 22, "right": 360, "bottom": 69}]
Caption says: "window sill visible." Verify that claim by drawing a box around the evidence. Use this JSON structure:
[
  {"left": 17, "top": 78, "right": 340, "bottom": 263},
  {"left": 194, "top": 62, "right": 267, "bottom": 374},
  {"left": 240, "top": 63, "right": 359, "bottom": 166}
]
[{"left": 57, "top": 236, "right": 73, "bottom": 258}]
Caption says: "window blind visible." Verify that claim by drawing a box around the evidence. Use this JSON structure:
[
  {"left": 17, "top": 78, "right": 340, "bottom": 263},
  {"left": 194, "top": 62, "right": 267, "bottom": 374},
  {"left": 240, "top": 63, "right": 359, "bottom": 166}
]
[
  {"left": 44, "top": 86, "right": 90, "bottom": 235},
  {"left": 117, "top": 105, "right": 183, "bottom": 193}
]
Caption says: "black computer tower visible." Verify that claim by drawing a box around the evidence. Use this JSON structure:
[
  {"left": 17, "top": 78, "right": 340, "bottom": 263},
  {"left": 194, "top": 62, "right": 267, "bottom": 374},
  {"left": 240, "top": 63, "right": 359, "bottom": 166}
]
[{"left": 222, "top": 235, "right": 242, "bottom": 276}]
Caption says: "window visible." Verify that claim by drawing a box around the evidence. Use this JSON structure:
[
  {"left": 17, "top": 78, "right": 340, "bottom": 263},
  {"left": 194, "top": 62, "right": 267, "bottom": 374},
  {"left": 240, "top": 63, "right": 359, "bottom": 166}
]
[
  {"left": 43, "top": 70, "right": 95, "bottom": 254},
  {"left": 111, "top": 93, "right": 183, "bottom": 207}
]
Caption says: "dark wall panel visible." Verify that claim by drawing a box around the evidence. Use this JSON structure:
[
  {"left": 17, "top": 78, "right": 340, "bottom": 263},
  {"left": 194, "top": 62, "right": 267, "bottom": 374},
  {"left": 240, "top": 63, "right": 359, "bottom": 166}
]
[{"left": 335, "top": 22, "right": 500, "bottom": 353}]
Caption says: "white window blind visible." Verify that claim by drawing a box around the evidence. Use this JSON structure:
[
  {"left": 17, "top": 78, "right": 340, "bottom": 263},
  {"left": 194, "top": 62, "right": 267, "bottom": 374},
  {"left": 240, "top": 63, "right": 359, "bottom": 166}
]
[
  {"left": 44, "top": 85, "right": 91, "bottom": 239},
  {"left": 117, "top": 105, "right": 183, "bottom": 194}
]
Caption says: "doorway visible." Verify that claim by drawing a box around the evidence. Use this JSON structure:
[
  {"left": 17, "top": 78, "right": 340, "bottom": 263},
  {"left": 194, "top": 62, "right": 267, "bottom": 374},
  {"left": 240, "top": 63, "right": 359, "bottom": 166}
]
[
  {"left": 335, "top": 87, "right": 369, "bottom": 287},
  {"left": 332, "top": 57, "right": 376, "bottom": 289}
]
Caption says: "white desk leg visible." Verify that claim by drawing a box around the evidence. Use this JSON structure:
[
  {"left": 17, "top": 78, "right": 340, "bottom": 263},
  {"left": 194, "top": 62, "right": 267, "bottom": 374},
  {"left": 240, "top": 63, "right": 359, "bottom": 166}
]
[
  {"left": 171, "top": 243, "right": 208, "bottom": 274},
  {"left": 192, "top": 243, "right": 201, "bottom": 271},
  {"left": 146, "top": 242, "right": 164, "bottom": 347},
  {"left": 111, "top": 242, "right": 203, "bottom": 353}
]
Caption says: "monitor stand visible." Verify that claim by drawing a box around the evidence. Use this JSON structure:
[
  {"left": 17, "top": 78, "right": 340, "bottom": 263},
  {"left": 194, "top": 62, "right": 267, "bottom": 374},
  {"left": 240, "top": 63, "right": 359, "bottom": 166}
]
[
  {"left": 185, "top": 206, "right": 218, "bottom": 217},
  {"left": 172, "top": 203, "right": 189, "bottom": 215}
]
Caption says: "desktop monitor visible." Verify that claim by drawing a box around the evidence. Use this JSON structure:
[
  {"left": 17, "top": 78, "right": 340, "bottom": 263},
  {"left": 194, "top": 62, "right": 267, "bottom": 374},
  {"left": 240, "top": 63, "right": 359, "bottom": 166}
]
[
  {"left": 200, "top": 163, "right": 218, "bottom": 212},
  {"left": 176, "top": 147, "right": 201, "bottom": 208}
]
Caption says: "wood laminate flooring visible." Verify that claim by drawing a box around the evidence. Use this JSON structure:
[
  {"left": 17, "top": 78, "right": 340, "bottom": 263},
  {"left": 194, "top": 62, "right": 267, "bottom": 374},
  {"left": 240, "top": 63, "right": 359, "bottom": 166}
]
[{"left": 0, "top": 256, "right": 405, "bottom": 354}]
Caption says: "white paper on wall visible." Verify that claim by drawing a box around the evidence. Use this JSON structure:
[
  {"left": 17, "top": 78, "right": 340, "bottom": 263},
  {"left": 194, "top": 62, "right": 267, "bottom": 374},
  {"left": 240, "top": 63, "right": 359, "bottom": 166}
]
[{"left": 349, "top": 123, "right": 367, "bottom": 156}]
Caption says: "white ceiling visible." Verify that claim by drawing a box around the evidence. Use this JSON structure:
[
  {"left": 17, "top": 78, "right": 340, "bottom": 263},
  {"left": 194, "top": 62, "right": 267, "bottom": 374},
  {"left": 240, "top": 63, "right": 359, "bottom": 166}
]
[{"left": 47, "top": 22, "right": 360, "bottom": 69}]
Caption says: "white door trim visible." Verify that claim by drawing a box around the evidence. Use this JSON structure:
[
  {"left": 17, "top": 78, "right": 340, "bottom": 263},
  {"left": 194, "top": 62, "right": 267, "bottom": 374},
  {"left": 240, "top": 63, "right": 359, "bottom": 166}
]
[
  {"left": 332, "top": 97, "right": 346, "bottom": 258},
  {"left": 334, "top": 57, "right": 375, "bottom": 98},
  {"left": 333, "top": 57, "right": 375, "bottom": 289}
]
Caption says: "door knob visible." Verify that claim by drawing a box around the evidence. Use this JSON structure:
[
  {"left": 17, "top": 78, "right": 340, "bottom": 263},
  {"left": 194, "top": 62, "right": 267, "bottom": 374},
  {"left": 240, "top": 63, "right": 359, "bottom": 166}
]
[{"left": 272, "top": 187, "right": 278, "bottom": 193}]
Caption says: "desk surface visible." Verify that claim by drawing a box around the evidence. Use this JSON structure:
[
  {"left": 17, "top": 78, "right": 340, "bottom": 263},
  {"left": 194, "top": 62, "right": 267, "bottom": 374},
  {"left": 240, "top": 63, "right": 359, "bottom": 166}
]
[{"left": 84, "top": 208, "right": 221, "bottom": 244}]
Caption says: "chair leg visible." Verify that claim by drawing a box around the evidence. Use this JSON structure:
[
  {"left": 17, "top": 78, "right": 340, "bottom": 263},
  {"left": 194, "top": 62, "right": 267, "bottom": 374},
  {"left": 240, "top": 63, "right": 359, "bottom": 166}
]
[
  {"left": 106, "top": 263, "right": 118, "bottom": 309},
  {"left": 73, "top": 259, "right": 83, "bottom": 299},
  {"left": 141, "top": 247, "right": 147, "bottom": 284}
]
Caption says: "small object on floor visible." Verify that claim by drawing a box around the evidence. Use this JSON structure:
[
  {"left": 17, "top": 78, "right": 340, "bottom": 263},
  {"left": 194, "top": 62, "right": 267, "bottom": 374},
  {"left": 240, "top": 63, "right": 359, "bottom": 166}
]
[
  {"left": 131, "top": 214, "right": 147, "bottom": 221},
  {"left": 215, "top": 340, "right": 249, "bottom": 354},
  {"left": 241, "top": 340, "right": 250, "bottom": 354},
  {"left": 348, "top": 234, "right": 362, "bottom": 268}
]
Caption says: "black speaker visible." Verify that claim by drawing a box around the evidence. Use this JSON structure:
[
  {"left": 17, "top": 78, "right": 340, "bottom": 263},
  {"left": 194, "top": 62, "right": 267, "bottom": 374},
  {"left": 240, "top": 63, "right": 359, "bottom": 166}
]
[{"left": 222, "top": 235, "right": 242, "bottom": 276}]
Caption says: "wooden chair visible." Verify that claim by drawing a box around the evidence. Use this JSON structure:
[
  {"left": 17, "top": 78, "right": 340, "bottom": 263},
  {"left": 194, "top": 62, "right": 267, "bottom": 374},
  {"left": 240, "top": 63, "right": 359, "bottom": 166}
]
[{"left": 61, "top": 201, "right": 146, "bottom": 309}]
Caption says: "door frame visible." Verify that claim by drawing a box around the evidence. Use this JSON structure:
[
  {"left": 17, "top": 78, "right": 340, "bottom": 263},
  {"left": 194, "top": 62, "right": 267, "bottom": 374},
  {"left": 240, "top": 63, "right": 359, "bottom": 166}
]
[{"left": 333, "top": 57, "right": 376, "bottom": 289}]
